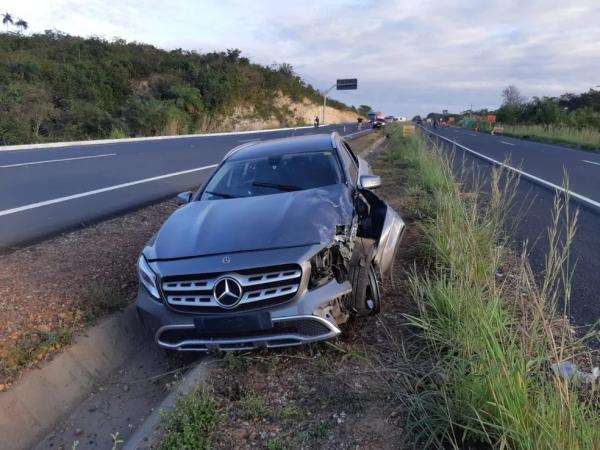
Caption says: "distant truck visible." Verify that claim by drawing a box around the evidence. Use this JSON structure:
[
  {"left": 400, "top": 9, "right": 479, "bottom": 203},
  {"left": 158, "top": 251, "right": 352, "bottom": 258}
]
[{"left": 367, "top": 111, "right": 384, "bottom": 122}]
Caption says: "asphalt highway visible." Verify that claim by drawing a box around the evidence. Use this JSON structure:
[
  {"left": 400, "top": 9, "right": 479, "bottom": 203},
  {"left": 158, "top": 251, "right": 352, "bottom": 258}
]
[
  {"left": 422, "top": 126, "right": 600, "bottom": 331},
  {"left": 0, "top": 124, "right": 357, "bottom": 249}
]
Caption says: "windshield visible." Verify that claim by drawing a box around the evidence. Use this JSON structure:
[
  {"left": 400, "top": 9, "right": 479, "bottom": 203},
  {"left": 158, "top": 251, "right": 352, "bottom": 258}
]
[{"left": 200, "top": 150, "right": 342, "bottom": 200}]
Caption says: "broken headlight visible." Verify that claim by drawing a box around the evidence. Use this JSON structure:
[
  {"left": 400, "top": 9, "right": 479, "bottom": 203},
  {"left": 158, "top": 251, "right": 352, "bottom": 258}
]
[
  {"left": 138, "top": 255, "right": 160, "bottom": 299},
  {"left": 309, "top": 245, "right": 348, "bottom": 289},
  {"left": 309, "top": 247, "right": 334, "bottom": 289}
]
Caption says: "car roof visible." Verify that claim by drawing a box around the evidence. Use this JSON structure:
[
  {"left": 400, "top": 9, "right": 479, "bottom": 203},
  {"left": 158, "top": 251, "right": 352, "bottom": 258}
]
[{"left": 226, "top": 133, "right": 336, "bottom": 161}]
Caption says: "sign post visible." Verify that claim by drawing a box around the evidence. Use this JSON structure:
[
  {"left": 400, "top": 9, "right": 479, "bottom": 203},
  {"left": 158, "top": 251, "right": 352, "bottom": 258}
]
[{"left": 322, "top": 78, "right": 357, "bottom": 124}]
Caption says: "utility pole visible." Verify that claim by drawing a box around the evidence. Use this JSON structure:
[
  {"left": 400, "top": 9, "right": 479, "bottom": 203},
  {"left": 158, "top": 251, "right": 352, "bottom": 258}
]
[
  {"left": 322, "top": 84, "right": 336, "bottom": 125},
  {"left": 321, "top": 78, "right": 358, "bottom": 124}
]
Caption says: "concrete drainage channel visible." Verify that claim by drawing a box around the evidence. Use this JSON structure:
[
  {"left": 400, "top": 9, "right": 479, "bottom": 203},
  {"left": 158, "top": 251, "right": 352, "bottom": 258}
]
[{"left": 0, "top": 305, "right": 211, "bottom": 450}]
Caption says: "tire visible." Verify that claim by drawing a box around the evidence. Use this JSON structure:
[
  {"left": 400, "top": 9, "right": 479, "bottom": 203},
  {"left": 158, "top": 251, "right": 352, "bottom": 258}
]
[{"left": 348, "top": 240, "right": 381, "bottom": 317}]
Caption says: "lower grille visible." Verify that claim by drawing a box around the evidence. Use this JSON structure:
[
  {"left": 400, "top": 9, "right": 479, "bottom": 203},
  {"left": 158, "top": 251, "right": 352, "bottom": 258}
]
[
  {"left": 156, "top": 315, "right": 339, "bottom": 352},
  {"left": 161, "top": 264, "right": 302, "bottom": 312}
]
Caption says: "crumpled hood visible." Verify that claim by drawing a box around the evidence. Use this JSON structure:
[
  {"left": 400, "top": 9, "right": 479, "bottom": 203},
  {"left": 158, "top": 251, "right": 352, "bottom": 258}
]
[{"left": 145, "top": 184, "right": 353, "bottom": 260}]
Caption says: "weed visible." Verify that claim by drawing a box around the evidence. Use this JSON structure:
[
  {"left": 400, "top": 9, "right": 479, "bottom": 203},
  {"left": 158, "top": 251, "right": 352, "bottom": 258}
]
[
  {"left": 108, "top": 129, "right": 129, "bottom": 139},
  {"left": 0, "top": 329, "right": 74, "bottom": 380},
  {"left": 237, "top": 392, "right": 271, "bottom": 420},
  {"left": 301, "top": 419, "right": 333, "bottom": 444},
  {"left": 158, "top": 387, "right": 220, "bottom": 450},
  {"left": 222, "top": 352, "right": 248, "bottom": 371},
  {"left": 110, "top": 432, "right": 123, "bottom": 450},
  {"left": 280, "top": 405, "right": 304, "bottom": 419},
  {"left": 266, "top": 438, "right": 288, "bottom": 450},
  {"left": 82, "top": 284, "right": 128, "bottom": 323}
]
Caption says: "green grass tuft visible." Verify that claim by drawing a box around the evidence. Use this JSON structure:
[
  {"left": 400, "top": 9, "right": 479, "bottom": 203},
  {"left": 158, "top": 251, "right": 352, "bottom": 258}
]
[{"left": 159, "top": 387, "right": 220, "bottom": 450}]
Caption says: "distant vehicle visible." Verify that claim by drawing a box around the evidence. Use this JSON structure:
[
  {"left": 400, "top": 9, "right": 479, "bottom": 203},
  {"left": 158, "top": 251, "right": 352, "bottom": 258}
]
[
  {"left": 384, "top": 116, "right": 395, "bottom": 123},
  {"left": 367, "top": 112, "right": 376, "bottom": 122},
  {"left": 395, "top": 116, "right": 407, "bottom": 122},
  {"left": 372, "top": 118, "right": 386, "bottom": 129}
]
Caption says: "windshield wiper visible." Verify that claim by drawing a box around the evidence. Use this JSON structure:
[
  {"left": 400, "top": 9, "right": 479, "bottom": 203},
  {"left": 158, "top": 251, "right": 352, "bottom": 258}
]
[
  {"left": 252, "top": 181, "right": 302, "bottom": 192},
  {"left": 204, "top": 190, "right": 239, "bottom": 199}
]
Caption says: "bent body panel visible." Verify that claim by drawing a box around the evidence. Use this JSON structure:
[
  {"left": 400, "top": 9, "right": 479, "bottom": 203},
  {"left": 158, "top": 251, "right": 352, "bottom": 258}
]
[{"left": 374, "top": 206, "right": 405, "bottom": 276}]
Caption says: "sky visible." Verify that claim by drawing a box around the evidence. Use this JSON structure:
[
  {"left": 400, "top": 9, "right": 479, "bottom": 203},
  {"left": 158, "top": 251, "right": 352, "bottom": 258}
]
[{"left": 3, "top": 0, "right": 600, "bottom": 116}]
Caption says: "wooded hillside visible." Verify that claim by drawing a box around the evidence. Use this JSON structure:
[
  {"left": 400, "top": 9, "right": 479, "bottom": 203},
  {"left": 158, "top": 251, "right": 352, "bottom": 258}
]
[{"left": 0, "top": 31, "right": 352, "bottom": 145}]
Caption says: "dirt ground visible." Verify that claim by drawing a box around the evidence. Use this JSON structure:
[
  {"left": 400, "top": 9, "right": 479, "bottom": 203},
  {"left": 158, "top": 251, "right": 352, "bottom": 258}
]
[
  {"left": 153, "top": 141, "right": 423, "bottom": 449},
  {"left": 0, "top": 200, "right": 179, "bottom": 387}
]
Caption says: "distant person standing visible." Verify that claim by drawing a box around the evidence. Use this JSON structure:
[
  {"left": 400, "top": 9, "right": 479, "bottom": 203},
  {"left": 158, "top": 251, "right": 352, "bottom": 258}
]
[
  {"left": 357, "top": 117, "right": 363, "bottom": 130},
  {"left": 314, "top": 116, "right": 320, "bottom": 128}
]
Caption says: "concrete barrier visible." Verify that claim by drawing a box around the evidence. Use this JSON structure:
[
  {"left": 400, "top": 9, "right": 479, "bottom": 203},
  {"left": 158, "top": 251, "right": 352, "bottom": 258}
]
[{"left": 0, "top": 123, "right": 339, "bottom": 152}]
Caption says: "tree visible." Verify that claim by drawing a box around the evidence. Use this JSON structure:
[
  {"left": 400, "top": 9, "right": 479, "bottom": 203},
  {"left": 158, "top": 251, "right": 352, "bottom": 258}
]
[
  {"left": 358, "top": 104, "right": 372, "bottom": 117},
  {"left": 2, "top": 12, "right": 13, "bottom": 31},
  {"left": 15, "top": 19, "right": 28, "bottom": 33},
  {"left": 501, "top": 85, "right": 526, "bottom": 107},
  {"left": 497, "top": 85, "right": 527, "bottom": 124}
]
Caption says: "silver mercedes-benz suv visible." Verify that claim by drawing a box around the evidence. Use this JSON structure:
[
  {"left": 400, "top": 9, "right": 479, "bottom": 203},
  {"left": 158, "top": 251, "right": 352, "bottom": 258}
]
[{"left": 135, "top": 132, "right": 404, "bottom": 352}]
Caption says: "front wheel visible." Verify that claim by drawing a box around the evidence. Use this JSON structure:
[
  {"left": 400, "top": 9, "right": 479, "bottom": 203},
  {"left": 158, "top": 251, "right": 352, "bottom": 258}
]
[{"left": 348, "top": 242, "right": 381, "bottom": 317}]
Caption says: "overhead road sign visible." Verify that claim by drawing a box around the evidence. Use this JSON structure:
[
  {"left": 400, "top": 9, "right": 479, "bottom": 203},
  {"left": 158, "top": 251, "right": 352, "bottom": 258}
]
[{"left": 336, "top": 78, "right": 357, "bottom": 90}]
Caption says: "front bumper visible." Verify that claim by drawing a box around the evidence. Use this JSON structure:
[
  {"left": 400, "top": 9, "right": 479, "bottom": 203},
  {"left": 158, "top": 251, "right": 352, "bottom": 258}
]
[{"left": 135, "top": 277, "right": 352, "bottom": 352}]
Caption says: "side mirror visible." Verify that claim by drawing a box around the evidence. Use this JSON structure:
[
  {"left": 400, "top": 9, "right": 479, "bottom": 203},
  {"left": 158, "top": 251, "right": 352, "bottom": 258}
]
[
  {"left": 359, "top": 175, "right": 381, "bottom": 190},
  {"left": 176, "top": 191, "right": 193, "bottom": 205}
]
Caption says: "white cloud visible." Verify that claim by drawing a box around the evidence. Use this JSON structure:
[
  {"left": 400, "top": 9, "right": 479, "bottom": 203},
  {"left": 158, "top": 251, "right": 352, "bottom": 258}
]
[{"left": 3, "top": 0, "right": 599, "bottom": 115}]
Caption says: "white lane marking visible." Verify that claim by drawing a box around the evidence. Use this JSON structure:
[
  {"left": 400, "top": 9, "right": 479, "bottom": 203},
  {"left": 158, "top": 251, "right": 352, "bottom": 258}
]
[
  {"left": 237, "top": 138, "right": 261, "bottom": 143},
  {"left": 420, "top": 127, "right": 600, "bottom": 210},
  {"left": 0, "top": 164, "right": 218, "bottom": 218},
  {"left": 500, "top": 141, "right": 515, "bottom": 146},
  {"left": 469, "top": 133, "right": 477, "bottom": 136},
  {"left": 582, "top": 160, "right": 600, "bottom": 166},
  {"left": 0, "top": 153, "right": 116, "bottom": 168}
]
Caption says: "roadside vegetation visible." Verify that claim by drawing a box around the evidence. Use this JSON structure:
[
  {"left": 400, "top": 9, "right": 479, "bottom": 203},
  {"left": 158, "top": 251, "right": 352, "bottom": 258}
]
[
  {"left": 425, "top": 86, "right": 600, "bottom": 150},
  {"left": 156, "top": 126, "right": 599, "bottom": 449},
  {"left": 493, "top": 86, "right": 600, "bottom": 150},
  {"left": 386, "top": 127, "right": 600, "bottom": 448},
  {"left": 0, "top": 32, "right": 352, "bottom": 145},
  {"left": 498, "top": 123, "right": 600, "bottom": 150},
  {"left": 159, "top": 387, "right": 220, "bottom": 450}
]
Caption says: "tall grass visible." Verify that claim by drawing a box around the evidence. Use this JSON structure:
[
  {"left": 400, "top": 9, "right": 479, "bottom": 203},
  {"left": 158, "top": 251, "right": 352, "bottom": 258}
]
[
  {"left": 500, "top": 123, "right": 600, "bottom": 151},
  {"left": 387, "top": 128, "right": 599, "bottom": 449}
]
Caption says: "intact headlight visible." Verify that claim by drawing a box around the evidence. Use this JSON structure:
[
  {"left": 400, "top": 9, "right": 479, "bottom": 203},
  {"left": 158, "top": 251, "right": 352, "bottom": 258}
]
[{"left": 137, "top": 255, "right": 160, "bottom": 299}]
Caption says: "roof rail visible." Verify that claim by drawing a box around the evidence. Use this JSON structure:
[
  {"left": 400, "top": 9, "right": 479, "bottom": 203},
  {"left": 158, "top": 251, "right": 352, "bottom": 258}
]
[
  {"left": 224, "top": 140, "right": 260, "bottom": 159},
  {"left": 330, "top": 131, "right": 340, "bottom": 149}
]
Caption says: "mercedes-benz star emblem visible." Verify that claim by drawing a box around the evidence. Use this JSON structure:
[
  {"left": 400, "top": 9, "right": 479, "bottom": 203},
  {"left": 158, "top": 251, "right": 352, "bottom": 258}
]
[{"left": 213, "top": 277, "right": 242, "bottom": 308}]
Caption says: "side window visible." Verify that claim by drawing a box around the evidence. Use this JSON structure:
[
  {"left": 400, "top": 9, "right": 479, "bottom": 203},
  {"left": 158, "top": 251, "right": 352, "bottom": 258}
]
[
  {"left": 343, "top": 141, "right": 359, "bottom": 166},
  {"left": 340, "top": 143, "right": 359, "bottom": 183}
]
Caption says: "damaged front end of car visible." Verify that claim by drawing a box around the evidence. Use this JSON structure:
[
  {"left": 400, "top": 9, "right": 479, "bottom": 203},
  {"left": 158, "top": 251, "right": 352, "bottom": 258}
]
[{"left": 136, "top": 244, "right": 354, "bottom": 352}]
